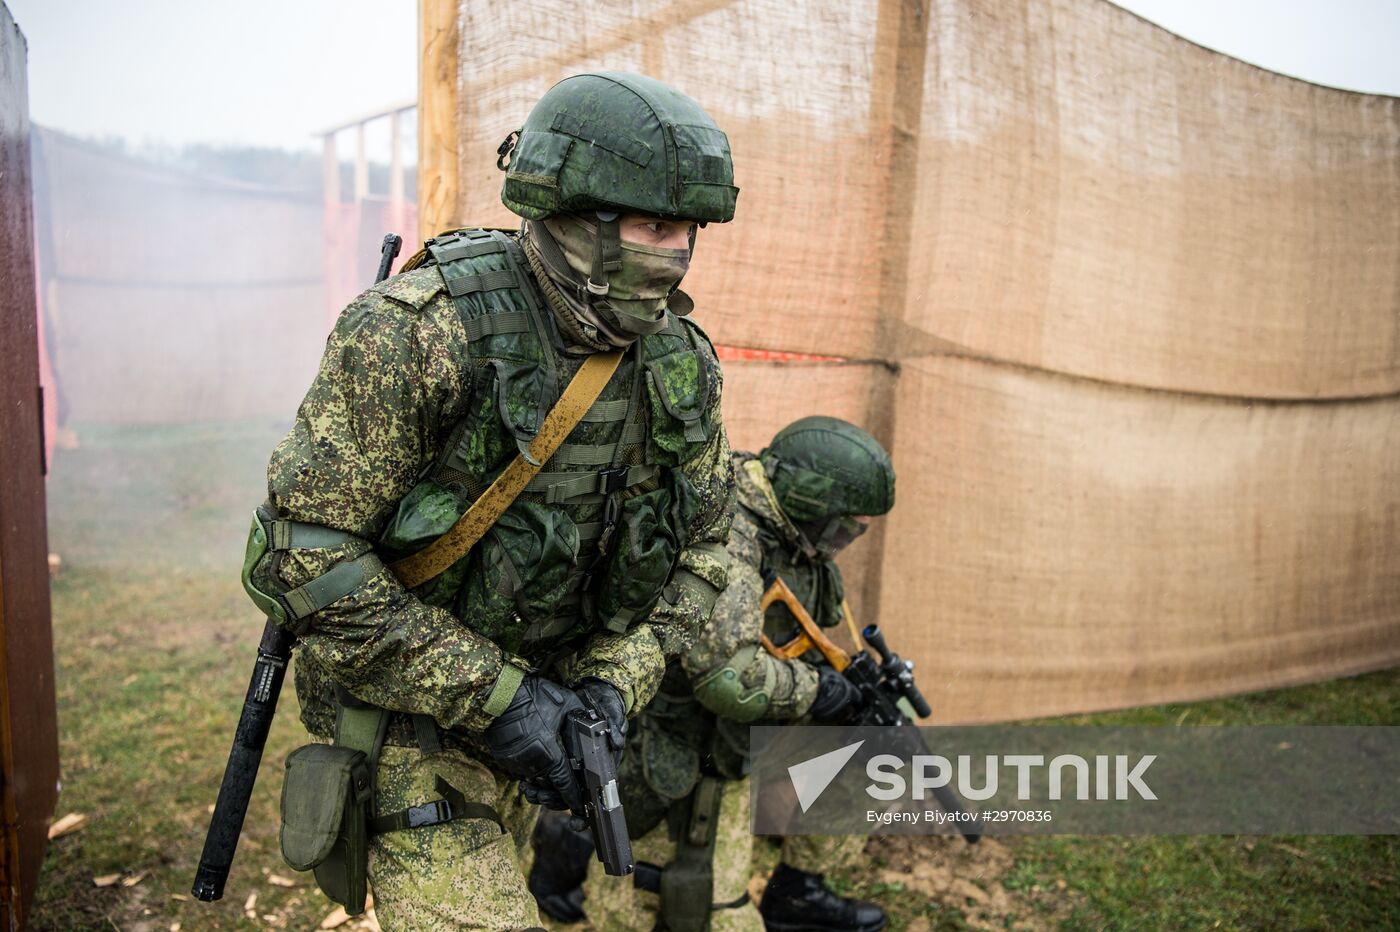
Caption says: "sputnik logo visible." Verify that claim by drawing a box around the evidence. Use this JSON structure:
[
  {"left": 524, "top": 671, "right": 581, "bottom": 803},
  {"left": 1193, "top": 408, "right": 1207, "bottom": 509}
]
[{"left": 787, "top": 740, "right": 865, "bottom": 812}]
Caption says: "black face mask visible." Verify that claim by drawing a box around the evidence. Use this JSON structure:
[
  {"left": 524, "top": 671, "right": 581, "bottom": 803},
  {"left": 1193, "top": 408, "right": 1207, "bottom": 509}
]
[{"left": 797, "top": 515, "right": 869, "bottom": 559}]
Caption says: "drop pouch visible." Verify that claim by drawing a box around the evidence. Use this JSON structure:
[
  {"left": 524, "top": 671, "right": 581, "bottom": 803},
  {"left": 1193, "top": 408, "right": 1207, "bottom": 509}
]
[{"left": 280, "top": 744, "right": 374, "bottom": 915}]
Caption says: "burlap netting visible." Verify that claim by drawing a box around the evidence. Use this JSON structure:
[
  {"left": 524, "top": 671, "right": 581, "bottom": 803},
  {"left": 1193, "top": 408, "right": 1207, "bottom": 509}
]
[
  {"left": 884, "top": 356, "right": 1400, "bottom": 722},
  {"left": 423, "top": 0, "right": 1400, "bottom": 720}
]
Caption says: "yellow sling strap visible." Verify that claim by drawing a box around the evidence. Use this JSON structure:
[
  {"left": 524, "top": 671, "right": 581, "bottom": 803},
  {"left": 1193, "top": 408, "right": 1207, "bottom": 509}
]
[{"left": 388, "top": 350, "right": 624, "bottom": 589}]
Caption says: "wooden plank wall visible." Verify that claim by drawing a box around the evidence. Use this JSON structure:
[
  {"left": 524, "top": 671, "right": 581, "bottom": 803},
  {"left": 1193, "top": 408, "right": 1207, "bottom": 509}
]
[{"left": 0, "top": 3, "right": 60, "bottom": 927}]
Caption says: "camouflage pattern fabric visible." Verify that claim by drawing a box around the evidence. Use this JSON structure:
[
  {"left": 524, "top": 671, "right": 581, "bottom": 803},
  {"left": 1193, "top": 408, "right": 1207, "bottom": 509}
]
[
  {"left": 586, "top": 776, "right": 761, "bottom": 932},
  {"left": 367, "top": 745, "right": 541, "bottom": 931},
  {"left": 680, "top": 453, "right": 831, "bottom": 719},
  {"left": 779, "top": 834, "right": 865, "bottom": 878},
  {"left": 260, "top": 248, "right": 732, "bottom": 741}
]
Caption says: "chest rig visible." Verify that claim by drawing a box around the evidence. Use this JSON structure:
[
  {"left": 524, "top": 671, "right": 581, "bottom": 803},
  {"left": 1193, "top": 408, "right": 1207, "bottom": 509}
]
[
  {"left": 378, "top": 229, "right": 716, "bottom": 664},
  {"left": 756, "top": 517, "right": 846, "bottom": 644}
]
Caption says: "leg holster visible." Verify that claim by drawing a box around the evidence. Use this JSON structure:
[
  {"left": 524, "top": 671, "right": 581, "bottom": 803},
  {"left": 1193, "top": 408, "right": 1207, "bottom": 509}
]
[
  {"left": 279, "top": 689, "right": 494, "bottom": 916},
  {"left": 657, "top": 776, "right": 725, "bottom": 932}
]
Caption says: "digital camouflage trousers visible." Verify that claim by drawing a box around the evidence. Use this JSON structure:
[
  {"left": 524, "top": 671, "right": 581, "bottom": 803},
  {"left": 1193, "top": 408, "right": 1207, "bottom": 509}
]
[
  {"left": 366, "top": 745, "right": 542, "bottom": 931},
  {"left": 583, "top": 777, "right": 864, "bottom": 931}
]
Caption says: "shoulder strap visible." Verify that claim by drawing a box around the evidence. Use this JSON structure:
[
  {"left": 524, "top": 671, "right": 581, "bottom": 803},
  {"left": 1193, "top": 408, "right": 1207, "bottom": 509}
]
[{"left": 388, "top": 349, "right": 625, "bottom": 589}]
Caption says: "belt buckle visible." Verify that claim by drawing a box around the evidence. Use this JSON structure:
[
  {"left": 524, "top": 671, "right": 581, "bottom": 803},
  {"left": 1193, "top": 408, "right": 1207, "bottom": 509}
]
[
  {"left": 405, "top": 799, "right": 451, "bottom": 829},
  {"left": 598, "top": 466, "right": 630, "bottom": 495}
]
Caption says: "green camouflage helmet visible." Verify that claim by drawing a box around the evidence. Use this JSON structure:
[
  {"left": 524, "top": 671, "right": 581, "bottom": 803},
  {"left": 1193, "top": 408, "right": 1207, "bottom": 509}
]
[
  {"left": 761, "top": 417, "right": 895, "bottom": 552},
  {"left": 498, "top": 72, "right": 738, "bottom": 224}
]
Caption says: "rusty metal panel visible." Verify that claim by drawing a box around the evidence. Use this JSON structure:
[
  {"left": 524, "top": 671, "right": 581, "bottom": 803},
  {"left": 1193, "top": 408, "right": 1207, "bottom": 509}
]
[{"left": 0, "top": 4, "right": 60, "bottom": 928}]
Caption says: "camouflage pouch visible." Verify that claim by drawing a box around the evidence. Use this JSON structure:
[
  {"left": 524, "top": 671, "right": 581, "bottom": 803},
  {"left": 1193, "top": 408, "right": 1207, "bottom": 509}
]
[
  {"left": 596, "top": 470, "right": 699, "bottom": 633},
  {"left": 279, "top": 744, "right": 374, "bottom": 915},
  {"left": 378, "top": 479, "right": 471, "bottom": 608},
  {"left": 644, "top": 350, "right": 712, "bottom": 461},
  {"left": 453, "top": 500, "right": 580, "bottom": 652},
  {"left": 615, "top": 707, "right": 701, "bottom": 839}
]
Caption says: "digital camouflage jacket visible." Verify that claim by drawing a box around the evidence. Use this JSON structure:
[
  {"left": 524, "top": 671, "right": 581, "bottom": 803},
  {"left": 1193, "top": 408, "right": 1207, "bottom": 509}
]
[
  {"left": 614, "top": 452, "right": 841, "bottom": 816},
  {"left": 681, "top": 451, "right": 846, "bottom": 722},
  {"left": 254, "top": 229, "right": 733, "bottom": 747}
]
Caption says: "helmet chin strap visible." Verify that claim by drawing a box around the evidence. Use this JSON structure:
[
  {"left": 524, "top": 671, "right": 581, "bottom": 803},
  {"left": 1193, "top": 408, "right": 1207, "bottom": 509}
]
[{"left": 588, "top": 211, "right": 622, "bottom": 296}]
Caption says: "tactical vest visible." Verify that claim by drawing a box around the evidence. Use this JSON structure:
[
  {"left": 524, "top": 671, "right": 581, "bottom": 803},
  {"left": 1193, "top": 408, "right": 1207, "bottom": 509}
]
[
  {"left": 624, "top": 504, "right": 846, "bottom": 818},
  {"left": 378, "top": 228, "right": 718, "bottom": 664},
  {"left": 755, "top": 505, "right": 846, "bottom": 643}
]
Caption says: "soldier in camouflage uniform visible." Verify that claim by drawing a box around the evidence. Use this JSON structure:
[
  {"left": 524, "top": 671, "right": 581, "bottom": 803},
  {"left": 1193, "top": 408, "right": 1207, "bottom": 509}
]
[
  {"left": 241, "top": 73, "right": 739, "bottom": 930},
  {"left": 571, "top": 417, "right": 894, "bottom": 932}
]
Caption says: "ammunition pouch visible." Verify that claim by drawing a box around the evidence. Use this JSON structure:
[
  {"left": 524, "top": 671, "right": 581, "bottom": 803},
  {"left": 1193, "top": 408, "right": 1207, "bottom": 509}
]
[
  {"left": 279, "top": 744, "right": 374, "bottom": 914},
  {"left": 280, "top": 698, "right": 483, "bottom": 916},
  {"left": 595, "top": 469, "right": 700, "bottom": 633}
]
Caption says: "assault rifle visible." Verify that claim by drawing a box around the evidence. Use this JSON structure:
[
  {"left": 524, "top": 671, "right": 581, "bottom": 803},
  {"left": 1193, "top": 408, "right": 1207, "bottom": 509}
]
[
  {"left": 759, "top": 574, "right": 981, "bottom": 842},
  {"left": 192, "top": 233, "right": 406, "bottom": 902}
]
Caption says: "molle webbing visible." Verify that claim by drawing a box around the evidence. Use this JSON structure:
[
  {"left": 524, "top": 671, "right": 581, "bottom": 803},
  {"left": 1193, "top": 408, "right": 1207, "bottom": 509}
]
[
  {"left": 462, "top": 311, "right": 529, "bottom": 341},
  {"left": 387, "top": 349, "right": 625, "bottom": 590},
  {"left": 444, "top": 267, "right": 517, "bottom": 298},
  {"left": 526, "top": 464, "right": 658, "bottom": 504}
]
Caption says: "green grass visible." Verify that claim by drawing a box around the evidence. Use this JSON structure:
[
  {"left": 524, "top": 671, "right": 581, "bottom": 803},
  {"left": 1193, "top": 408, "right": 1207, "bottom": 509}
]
[
  {"left": 997, "top": 675, "right": 1400, "bottom": 931},
  {"left": 29, "top": 422, "right": 1400, "bottom": 931},
  {"left": 32, "top": 420, "right": 347, "bottom": 931}
]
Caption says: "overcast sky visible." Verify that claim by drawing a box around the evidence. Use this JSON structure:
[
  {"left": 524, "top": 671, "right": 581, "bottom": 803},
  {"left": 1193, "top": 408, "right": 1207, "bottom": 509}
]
[{"left": 6, "top": 0, "right": 1399, "bottom": 152}]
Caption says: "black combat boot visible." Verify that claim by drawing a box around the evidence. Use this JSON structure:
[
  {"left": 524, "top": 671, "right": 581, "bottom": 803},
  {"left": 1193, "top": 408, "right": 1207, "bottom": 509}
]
[{"left": 758, "top": 863, "right": 887, "bottom": 932}]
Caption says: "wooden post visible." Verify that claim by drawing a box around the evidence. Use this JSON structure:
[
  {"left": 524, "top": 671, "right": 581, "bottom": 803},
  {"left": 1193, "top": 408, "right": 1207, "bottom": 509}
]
[
  {"left": 418, "top": 0, "right": 460, "bottom": 241},
  {"left": 321, "top": 131, "right": 339, "bottom": 207},
  {"left": 0, "top": 4, "right": 59, "bottom": 927}
]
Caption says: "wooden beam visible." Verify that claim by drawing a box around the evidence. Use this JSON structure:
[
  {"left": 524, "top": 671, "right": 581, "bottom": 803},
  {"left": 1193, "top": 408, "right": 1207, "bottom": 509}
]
[
  {"left": 418, "top": 0, "right": 460, "bottom": 242},
  {"left": 0, "top": 6, "right": 59, "bottom": 926}
]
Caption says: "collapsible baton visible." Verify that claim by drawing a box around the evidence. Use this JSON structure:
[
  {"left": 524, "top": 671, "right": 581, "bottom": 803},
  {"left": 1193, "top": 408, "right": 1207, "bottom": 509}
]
[
  {"left": 191, "top": 619, "right": 295, "bottom": 901},
  {"left": 191, "top": 232, "right": 404, "bottom": 901}
]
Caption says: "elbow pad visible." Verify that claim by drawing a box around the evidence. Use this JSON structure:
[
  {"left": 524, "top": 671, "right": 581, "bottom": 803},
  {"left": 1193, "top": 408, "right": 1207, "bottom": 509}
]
[
  {"left": 691, "top": 643, "right": 773, "bottom": 723},
  {"left": 241, "top": 507, "right": 384, "bottom": 634}
]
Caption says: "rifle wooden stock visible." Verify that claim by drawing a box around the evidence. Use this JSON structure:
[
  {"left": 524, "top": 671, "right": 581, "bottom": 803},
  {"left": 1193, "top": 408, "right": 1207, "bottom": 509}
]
[{"left": 758, "top": 576, "right": 850, "bottom": 672}]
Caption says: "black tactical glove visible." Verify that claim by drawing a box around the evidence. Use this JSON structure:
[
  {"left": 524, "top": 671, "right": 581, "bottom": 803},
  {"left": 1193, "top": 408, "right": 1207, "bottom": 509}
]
[
  {"left": 483, "top": 673, "right": 586, "bottom": 815},
  {"left": 807, "top": 664, "right": 860, "bottom": 723},
  {"left": 573, "top": 678, "right": 627, "bottom": 767}
]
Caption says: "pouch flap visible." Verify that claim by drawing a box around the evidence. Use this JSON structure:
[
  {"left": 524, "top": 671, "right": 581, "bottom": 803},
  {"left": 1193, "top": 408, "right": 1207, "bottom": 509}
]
[
  {"left": 644, "top": 351, "right": 707, "bottom": 425},
  {"left": 280, "top": 745, "right": 370, "bottom": 871}
]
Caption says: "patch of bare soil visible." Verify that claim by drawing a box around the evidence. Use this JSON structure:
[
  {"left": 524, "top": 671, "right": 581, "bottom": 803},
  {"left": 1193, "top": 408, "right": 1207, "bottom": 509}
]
[{"left": 865, "top": 835, "right": 1077, "bottom": 931}]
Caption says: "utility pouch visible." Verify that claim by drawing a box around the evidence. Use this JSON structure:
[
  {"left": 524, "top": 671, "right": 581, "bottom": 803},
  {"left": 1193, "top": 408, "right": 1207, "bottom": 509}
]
[
  {"left": 659, "top": 777, "right": 722, "bottom": 932},
  {"left": 596, "top": 471, "right": 699, "bottom": 633},
  {"left": 280, "top": 744, "right": 374, "bottom": 915}
]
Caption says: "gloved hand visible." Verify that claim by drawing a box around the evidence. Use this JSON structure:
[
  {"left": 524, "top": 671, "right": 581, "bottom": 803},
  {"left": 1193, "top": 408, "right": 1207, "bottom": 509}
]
[
  {"left": 807, "top": 664, "right": 860, "bottom": 723},
  {"left": 484, "top": 673, "right": 586, "bottom": 815},
  {"left": 520, "top": 678, "right": 628, "bottom": 812},
  {"left": 573, "top": 678, "right": 627, "bottom": 767}
]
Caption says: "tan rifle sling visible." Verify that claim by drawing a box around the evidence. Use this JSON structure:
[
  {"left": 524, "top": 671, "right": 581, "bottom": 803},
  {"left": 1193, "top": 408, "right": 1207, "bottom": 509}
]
[{"left": 388, "top": 350, "right": 625, "bottom": 589}]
